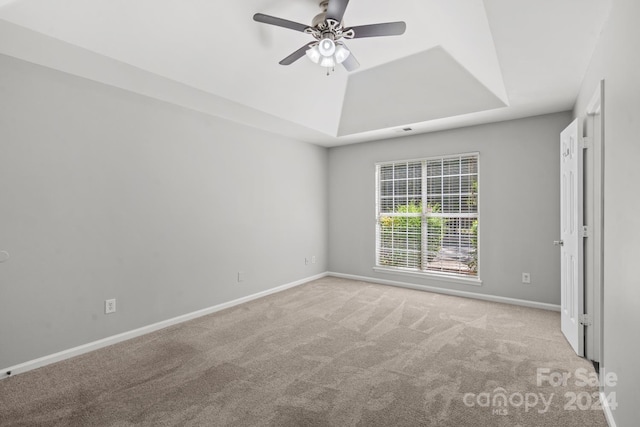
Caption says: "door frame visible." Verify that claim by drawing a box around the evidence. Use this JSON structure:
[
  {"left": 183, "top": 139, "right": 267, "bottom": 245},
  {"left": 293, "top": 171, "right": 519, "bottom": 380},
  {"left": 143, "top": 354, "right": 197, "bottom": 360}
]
[{"left": 583, "top": 80, "right": 605, "bottom": 364}]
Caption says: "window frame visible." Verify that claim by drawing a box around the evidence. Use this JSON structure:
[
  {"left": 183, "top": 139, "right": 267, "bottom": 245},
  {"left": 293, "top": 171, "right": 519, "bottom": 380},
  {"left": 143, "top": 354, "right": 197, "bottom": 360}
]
[{"left": 374, "top": 152, "right": 482, "bottom": 286}]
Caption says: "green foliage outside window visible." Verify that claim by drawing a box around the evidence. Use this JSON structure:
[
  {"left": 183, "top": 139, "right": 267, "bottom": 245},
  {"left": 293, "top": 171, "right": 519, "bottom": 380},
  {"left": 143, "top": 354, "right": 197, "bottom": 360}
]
[{"left": 379, "top": 202, "right": 445, "bottom": 267}]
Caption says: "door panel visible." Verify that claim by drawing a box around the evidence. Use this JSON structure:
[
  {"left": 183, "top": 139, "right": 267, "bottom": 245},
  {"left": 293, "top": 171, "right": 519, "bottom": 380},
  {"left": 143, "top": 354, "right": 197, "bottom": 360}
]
[{"left": 560, "top": 119, "right": 583, "bottom": 355}]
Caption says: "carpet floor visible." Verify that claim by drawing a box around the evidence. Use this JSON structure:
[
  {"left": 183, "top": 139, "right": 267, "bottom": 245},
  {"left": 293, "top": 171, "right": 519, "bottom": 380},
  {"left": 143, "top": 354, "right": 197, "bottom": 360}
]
[{"left": 0, "top": 277, "right": 607, "bottom": 426}]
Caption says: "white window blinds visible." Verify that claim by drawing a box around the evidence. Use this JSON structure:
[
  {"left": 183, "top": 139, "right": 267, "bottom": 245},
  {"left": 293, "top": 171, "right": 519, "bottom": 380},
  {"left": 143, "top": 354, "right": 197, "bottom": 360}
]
[{"left": 376, "top": 154, "right": 479, "bottom": 277}]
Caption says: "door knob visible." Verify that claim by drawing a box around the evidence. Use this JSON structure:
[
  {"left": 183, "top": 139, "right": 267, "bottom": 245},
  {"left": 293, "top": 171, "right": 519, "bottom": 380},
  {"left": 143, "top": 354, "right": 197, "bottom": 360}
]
[{"left": 553, "top": 240, "right": 564, "bottom": 246}]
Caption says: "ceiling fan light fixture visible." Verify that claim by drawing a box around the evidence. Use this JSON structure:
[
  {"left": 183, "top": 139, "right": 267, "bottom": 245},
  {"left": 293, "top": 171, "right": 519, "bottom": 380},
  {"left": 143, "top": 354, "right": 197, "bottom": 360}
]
[
  {"left": 306, "top": 40, "right": 348, "bottom": 70},
  {"left": 318, "top": 38, "right": 336, "bottom": 57}
]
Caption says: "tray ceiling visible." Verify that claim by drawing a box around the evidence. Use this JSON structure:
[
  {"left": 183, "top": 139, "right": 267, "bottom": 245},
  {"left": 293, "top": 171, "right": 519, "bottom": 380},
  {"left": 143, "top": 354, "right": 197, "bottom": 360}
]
[{"left": 0, "top": 0, "right": 611, "bottom": 146}]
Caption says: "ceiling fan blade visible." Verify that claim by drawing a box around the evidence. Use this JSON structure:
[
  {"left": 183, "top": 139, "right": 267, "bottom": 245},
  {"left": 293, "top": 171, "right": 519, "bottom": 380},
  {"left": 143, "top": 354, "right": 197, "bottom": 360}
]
[
  {"left": 326, "top": 0, "right": 350, "bottom": 22},
  {"left": 342, "top": 49, "right": 360, "bottom": 72},
  {"left": 279, "top": 42, "right": 316, "bottom": 65},
  {"left": 348, "top": 21, "right": 407, "bottom": 38},
  {"left": 253, "top": 13, "right": 310, "bottom": 33}
]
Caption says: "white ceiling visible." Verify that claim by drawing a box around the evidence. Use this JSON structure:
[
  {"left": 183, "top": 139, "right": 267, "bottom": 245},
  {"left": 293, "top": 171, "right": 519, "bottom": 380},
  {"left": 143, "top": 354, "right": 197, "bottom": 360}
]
[{"left": 0, "top": 0, "right": 611, "bottom": 147}]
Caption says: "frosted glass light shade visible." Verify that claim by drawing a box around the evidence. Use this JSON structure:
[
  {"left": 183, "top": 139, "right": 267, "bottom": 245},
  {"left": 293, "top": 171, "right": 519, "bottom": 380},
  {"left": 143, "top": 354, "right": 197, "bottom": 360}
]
[
  {"left": 305, "top": 45, "right": 321, "bottom": 63},
  {"left": 334, "top": 43, "right": 350, "bottom": 64},
  {"left": 318, "top": 38, "right": 336, "bottom": 57},
  {"left": 320, "top": 56, "right": 336, "bottom": 68}
]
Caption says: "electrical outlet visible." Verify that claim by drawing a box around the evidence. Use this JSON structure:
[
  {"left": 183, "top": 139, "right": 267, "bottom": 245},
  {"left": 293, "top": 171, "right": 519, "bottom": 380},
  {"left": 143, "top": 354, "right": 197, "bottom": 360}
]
[
  {"left": 311, "top": 256, "right": 316, "bottom": 264},
  {"left": 305, "top": 257, "right": 309, "bottom": 265},
  {"left": 237, "top": 271, "right": 245, "bottom": 283},
  {"left": 105, "top": 298, "right": 116, "bottom": 314},
  {"left": 522, "top": 273, "right": 531, "bottom": 284}
]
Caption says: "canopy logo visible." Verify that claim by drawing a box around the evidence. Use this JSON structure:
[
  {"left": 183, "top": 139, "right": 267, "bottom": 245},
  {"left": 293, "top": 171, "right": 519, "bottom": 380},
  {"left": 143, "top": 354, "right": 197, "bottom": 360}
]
[
  {"left": 463, "top": 388, "right": 553, "bottom": 415},
  {"left": 462, "top": 367, "right": 618, "bottom": 416}
]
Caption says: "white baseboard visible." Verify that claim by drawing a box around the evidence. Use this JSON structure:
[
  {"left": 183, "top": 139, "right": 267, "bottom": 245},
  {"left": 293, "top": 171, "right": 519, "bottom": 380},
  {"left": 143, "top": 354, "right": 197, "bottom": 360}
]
[
  {"left": 1, "top": 272, "right": 328, "bottom": 379},
  {"left": 600, "top": 391, "right": 617, "bottom": 427},
  {"left": 328, "top": 272, "right": 561, "bottom": 312}
]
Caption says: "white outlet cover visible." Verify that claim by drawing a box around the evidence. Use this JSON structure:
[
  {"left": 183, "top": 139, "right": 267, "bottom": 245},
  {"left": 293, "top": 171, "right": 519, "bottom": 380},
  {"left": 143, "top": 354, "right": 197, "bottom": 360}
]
[{"left": 105, "top": 299, "right": 116, "bottom": 314}]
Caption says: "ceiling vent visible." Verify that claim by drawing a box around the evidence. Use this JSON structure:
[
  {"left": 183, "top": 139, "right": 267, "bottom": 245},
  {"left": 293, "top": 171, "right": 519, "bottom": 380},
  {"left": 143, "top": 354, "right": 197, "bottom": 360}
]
[{"left": 394, "top": 127, "right": 413, "bottom": 133}]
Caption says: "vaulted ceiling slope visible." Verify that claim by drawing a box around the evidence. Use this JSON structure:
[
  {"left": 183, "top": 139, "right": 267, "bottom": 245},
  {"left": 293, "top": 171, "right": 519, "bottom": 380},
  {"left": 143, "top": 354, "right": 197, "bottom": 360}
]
[{"left": 0, "top": 0, "right": 611, "bottom": 147}]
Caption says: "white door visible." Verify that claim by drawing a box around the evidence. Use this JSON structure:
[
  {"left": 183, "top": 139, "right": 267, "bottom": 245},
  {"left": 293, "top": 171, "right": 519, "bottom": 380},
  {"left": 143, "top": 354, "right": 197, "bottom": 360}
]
[{"left": 560, "top": 119, "right": 584, "bottom": 355}]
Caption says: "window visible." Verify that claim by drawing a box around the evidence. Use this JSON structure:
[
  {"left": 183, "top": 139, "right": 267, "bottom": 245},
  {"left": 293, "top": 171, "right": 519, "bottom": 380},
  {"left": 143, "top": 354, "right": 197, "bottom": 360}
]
[{"left": 375, "top": 153, "right": 479, "bottom": 278}]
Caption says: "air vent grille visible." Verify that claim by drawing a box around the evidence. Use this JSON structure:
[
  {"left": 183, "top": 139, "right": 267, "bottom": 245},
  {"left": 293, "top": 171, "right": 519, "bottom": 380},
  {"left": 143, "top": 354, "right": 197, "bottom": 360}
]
[{"left": 393, "top": 127, "right": 413, "bottom": 133}]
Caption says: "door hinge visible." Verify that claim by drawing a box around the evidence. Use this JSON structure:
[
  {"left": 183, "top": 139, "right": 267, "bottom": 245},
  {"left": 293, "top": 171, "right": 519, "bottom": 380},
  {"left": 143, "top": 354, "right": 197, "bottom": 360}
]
[
  {"left": 581, "top": 225, "right": 590, "bottom": 238},
  {"left": 580, "top": 137, "right": 592, "bottom": 149},
  {"left": 579, "top": 314, "right": 593, "bottom": 326}
]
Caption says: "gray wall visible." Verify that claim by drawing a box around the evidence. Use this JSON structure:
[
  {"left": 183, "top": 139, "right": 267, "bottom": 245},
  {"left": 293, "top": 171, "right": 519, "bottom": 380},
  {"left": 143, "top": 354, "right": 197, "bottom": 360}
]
[
  {"left": 0, "top": 54, "right": 328, "bottom": 369},
  {"left": 328, "top": 112, "right": 571, "bottom": 305},
  {"left": 574, "top": 0, "right": 640, "bottom": 424}
]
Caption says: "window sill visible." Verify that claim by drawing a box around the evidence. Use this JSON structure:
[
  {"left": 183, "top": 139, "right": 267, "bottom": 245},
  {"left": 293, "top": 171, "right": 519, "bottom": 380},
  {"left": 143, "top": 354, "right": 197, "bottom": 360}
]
[{"left": 372, "top": 266, "right": 482, "bottom": 286}]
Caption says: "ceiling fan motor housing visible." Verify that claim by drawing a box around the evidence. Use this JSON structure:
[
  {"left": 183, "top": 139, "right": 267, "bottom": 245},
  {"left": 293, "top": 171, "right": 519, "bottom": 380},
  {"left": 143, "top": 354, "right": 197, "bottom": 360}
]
[{"left": 306, "top": 18, "right": 354, "bottom": 42}]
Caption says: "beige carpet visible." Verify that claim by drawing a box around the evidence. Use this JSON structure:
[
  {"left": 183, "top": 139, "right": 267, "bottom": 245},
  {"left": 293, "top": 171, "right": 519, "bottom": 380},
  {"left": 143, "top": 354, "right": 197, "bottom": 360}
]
[{"left": 0, "top": 277, "right": 607, "bottom": 426}]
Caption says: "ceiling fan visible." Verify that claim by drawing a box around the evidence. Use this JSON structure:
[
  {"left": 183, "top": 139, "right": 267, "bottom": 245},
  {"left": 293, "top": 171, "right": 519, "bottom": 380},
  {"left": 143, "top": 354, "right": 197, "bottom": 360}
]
[{"left": 253, "top": 0, "right": 406, "bottom": 74}]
